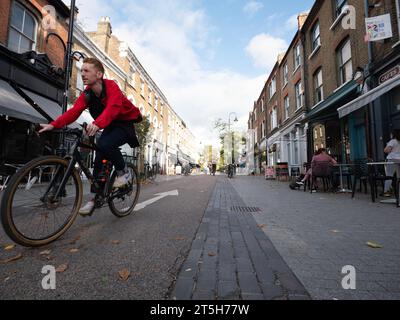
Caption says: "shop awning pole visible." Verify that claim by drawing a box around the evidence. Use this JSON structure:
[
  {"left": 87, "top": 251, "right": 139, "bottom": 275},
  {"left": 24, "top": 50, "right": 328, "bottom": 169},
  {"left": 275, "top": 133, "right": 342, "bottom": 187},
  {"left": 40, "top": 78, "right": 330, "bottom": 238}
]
[{"left": 62, "top": 0, "right": 76, "bottom": 114}]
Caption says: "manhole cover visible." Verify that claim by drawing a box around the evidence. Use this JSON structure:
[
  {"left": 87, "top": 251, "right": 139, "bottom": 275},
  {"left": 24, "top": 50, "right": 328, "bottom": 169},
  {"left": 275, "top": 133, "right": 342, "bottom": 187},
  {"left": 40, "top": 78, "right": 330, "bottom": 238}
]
[{"left": 230, "top": 206, "right": 261, "bottom": 213}]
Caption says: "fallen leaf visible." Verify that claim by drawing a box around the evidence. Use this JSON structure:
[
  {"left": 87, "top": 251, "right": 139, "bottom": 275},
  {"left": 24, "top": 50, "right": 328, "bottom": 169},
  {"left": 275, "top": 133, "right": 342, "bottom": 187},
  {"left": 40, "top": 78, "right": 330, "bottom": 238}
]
[
  {"left": 69, "top": 248, "right": 79, "bottom": 253},
  {"left": 69, "top": 236, "right": 81, "bottom": 245},
  {"left": 174, "top": 236, "right": 185, "bottom": 241},
  {"left": 366, "top": 241, "right": 383, "bottom": 249},
  {"left": 4, "top": 245, "right": 15, "bottom": 251},
  {"left": 118, "top": 269, "right": 130, "bottom": 281},
  {"left": 257, "top": 224, "right": 266, "bottom": 229},
  {"left": 56, "top": 264, "right": 68, "bottom": 273},
  {"left": 112, "top": 240, "right": 120, "bottom": 245},
  {"left": 0, "top": 253, "right": 23, "bottom": 264},
  {"left": 331, "top": 230, "right": 340, "bottom": 233},
  {"left": 39, "top": 250, "right": 51, "bottom": 256},
  {"left": 185, "top": 268, "right": 192, "bottom": 272},
  {"left": 208, "top": 252, "right": 216, "bottom": 257}
]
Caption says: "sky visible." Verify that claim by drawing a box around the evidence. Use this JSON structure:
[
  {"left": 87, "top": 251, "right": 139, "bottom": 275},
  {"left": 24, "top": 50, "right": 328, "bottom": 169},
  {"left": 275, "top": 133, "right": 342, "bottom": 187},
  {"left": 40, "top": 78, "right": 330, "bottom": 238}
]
[{"left": 63, "top": 0, "right": 315, "bottom": 146}]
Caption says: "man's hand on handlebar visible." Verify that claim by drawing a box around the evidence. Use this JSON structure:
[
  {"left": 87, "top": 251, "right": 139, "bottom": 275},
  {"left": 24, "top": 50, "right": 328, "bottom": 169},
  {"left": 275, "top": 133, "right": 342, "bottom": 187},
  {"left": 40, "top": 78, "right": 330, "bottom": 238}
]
[
  {"left": 85, "top": 123, "right": 99, "bottom": 137},
  {"left": 38, "top": 124, "right": 54, "bottom": 133}
]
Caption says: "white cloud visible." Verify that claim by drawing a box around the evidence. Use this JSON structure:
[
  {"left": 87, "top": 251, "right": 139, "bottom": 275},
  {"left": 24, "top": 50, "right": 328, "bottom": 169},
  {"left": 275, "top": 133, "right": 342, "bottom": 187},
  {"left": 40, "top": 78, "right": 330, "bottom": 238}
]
[
  {"left": 286, "top": 14, "right": 299, "bottom": 31},
  {"left": 243, "top": 1, "right": 264, "bottom": 15},
  {"left": 245, "top": 33, "right": 288, "bottom": 71}
]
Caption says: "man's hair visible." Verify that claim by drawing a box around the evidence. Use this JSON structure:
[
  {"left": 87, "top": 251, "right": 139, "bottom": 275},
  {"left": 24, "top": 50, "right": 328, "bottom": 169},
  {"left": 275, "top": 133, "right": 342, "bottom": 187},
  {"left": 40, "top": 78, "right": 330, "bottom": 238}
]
[{"left": 83, "top": 57, "right": 105, "bottom": 74}]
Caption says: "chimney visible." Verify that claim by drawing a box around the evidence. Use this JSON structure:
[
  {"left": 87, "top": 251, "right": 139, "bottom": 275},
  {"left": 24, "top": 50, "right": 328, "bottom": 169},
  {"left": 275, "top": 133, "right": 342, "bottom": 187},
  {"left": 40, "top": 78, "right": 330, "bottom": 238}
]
[
  {"left": 297, "top": 12, "right": 309, "bottom": 30},
  {"left": 96, "top": 16, "right": 112, "bottom": 53}
]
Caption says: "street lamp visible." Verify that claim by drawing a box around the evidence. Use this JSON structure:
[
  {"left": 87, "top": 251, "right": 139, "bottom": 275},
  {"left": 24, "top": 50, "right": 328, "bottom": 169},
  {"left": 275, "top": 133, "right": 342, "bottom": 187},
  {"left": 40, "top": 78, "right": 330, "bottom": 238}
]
[{"left": 228, "top": 112, "right": 238, "bottom": 165}]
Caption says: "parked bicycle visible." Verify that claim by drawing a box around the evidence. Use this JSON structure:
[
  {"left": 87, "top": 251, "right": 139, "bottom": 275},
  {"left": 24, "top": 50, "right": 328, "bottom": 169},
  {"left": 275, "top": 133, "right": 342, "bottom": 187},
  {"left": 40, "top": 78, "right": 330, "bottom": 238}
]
[
  {"left": 0, "top": 123, "right": 140, "bottom": 247},
  {"left": 227, "top": 164, "right": 234, "bottom": 179},
  {"left": 144, "top": 162, "right": 159, "bottom": 182}
]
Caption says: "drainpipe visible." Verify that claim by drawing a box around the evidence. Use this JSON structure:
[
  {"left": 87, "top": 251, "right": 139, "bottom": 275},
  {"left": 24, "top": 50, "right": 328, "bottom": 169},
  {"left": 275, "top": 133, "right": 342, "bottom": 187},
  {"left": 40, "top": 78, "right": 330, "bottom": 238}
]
[{"left": 364, "top": 0, "right": 377, "bottom": 159}]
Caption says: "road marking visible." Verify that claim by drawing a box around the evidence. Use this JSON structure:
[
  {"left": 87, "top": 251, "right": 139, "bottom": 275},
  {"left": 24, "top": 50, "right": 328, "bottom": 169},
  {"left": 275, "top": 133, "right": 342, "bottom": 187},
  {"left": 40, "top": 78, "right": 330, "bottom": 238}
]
[{"left": 133, "top": 189, "right": 179, "bottom": 211}]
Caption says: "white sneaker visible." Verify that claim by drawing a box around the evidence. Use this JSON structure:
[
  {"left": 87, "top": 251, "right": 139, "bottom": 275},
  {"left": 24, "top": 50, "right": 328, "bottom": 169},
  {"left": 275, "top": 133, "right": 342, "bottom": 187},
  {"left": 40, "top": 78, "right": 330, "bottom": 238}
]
[
  {"left": 79, "top": 200, "right": 95, "bottom": 216},
  {"left": 113, "top": 171, "right": 131, "bottom": 188},
  {"left": 296, "top": 181, "right": 304, "bottom": 186}
]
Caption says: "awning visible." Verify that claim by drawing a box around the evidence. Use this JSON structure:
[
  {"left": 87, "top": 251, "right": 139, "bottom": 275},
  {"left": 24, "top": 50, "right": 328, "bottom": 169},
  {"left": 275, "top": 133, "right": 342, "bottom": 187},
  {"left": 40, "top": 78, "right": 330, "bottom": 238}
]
[
  {"left": 338, "top": 75, "right": 400, "bottom": 118},
  {"left": 0, "top": 79, "right": 46, "bottom": 123},
  {"left": 21, "top": 88, "right": 80, "bottom": 128},
  {"left": 307, "top": 80, "right": 359, "bottom": 121}
]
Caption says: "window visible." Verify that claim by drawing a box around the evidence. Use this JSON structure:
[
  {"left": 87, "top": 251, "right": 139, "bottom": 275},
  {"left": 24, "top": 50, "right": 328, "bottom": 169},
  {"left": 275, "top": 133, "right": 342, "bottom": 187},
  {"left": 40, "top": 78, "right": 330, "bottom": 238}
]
[
  {"left": 284, "top": 96, "right": 290, "bottom": 120},
  {"left": 271, "top": 107, "right": 277, "bottom": 130},
  {"left": 283, "top": 63, "right": 288, "bottom": 86},
  {"left": 261, "top": 99, "right": 264, "bottom": 112},
  {"left": 8, "top": 2, "right": 37, "bottom": 53},
  {"left": 140, "top": 80, "right": 145, "bottom": 96},
  {"left": 76, "top": 60, "right": 84, "bottom": 97},
  {"left": 396, "top": 0, "right": 400, "bottom": 42},
  {"left": 148, "top": 90, "right": 152, "bottom": 105},
  {"left": 311, "top": 22, "right": 321, "bottom": 51},
  {"left": 294, "top": 43, "right": 301, "bottom": 69},
  {"left": 292, "top": 131, "right": 299, "bottom": 165},
  {"left": 334, "top": 0, "right": 348, "bottom": 19},
  {"left": 128, "top": 95, "right": 137, "bottom": 107},
  {"left": 129, "top": 67, "right": 136, "bottom": 87},
  {"left": 261, "top": 121, "right": 265, "bottom": 138},
  {"left": 269, "top": 76, "right": 276, "bottom": 98},
  {"left": 337, "top": 39, "right": 353, "bottom": 85},
  {"left": 295, "top": 81, "right": 303, "bottom": 109},
  {"left": 314, "top": 69, "right": 324, "bottom": 104},
  {"left": 154, "top": 96, "right": 158, "bottom": 111}
]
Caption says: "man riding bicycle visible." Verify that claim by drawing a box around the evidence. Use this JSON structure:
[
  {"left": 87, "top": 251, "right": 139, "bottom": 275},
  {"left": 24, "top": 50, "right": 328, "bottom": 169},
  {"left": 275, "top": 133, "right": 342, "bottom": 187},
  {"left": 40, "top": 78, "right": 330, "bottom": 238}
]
[{"left": 39, "top": 57, "right": 142, "bottom": 216}]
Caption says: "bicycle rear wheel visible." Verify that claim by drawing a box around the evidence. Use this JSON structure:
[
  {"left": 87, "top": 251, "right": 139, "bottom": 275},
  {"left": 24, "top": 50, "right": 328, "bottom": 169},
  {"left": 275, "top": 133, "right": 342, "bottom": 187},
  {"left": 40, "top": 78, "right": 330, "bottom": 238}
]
[
  {"left": 0, "top": 156, "right": 82, "bottom": 247},
  {"left": 108, "top": 164, "right": 140, "bottom": 217}
]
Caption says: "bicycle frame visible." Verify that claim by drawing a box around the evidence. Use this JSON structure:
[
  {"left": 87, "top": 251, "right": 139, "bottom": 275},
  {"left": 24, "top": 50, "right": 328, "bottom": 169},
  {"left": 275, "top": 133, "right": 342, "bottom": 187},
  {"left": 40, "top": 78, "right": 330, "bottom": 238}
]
[{"left": 41, "top": 131, "right": 103, "bottom": 202}]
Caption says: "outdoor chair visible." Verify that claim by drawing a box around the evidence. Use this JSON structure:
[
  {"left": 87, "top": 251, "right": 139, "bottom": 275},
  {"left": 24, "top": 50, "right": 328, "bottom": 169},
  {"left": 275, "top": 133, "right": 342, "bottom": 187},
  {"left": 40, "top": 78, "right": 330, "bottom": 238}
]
[
  {"left": 275, "top": 162, "right": 289, "bottom": 181},
  {"left": 351, "top": 158, "right": 369, "bottom": 198},
  {"left": 368, "top": 163, "right": 397, "bottom": 202},
  {"left": 310, "top": 161, "right": 332, "bottom": 193}
]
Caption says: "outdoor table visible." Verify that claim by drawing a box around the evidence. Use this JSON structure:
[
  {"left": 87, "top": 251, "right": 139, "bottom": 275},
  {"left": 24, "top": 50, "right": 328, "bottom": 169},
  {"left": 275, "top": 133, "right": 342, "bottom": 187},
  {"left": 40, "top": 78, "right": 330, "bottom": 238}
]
[
  {"left": 367, "top": 161, "right": 397, "bottom": 205},
  {"left": 333, "top": 163, "right": 355, "bottom": 193}
]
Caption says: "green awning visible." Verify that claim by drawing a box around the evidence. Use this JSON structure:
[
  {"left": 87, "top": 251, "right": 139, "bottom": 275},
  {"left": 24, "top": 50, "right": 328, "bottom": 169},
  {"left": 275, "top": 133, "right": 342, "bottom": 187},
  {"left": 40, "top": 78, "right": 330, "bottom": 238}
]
[{"left": 306, "top": 80, "right": 360, "bottom": 121}]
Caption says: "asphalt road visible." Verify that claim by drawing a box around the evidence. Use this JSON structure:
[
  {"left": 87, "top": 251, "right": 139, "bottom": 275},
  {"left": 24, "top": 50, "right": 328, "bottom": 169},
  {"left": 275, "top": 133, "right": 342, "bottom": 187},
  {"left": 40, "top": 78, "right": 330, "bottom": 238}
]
[{"left": 0, "top": 174, "right": 217, "bottom": 300}]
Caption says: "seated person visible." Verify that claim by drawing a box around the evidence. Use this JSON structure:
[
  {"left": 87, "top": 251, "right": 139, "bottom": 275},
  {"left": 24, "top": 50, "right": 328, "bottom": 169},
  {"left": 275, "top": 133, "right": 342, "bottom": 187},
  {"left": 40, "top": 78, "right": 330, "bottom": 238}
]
[{"left": 296, "top": 148, "right": 337, "bottom": 187}]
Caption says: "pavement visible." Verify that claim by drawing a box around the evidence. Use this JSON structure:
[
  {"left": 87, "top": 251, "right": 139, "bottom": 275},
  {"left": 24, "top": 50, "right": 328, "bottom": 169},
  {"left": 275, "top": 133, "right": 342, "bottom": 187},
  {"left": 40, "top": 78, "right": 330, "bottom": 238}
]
[{"left": 229, "top": 176, "right": 400, "bottom": 300}]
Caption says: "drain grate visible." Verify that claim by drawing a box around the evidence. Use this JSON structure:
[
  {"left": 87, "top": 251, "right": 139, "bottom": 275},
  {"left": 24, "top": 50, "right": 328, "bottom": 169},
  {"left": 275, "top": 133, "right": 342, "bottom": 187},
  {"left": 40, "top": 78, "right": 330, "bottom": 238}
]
[{"left": 230, "top": 206, "right": 261, "bottom": 213}]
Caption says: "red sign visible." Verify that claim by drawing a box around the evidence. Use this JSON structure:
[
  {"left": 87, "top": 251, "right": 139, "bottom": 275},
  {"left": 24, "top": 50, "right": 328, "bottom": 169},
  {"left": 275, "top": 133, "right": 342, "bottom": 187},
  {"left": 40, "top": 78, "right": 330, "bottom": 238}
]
[{"left": 379, "top": 65, "right": 400, "bottom": 84}]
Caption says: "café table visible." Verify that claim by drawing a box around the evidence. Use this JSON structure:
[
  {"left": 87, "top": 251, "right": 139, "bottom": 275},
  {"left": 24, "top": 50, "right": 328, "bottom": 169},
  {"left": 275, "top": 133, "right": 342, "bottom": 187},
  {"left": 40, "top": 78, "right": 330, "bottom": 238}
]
[{"left": 333, "top": 163, "right": 355, "bottom": 193}]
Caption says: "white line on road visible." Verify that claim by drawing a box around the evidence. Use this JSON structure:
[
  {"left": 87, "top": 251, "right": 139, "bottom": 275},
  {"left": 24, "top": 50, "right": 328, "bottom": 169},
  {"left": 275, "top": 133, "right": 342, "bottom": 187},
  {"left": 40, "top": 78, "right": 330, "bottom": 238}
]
[{"left": 133, "top": 189, "right": 179, "bottom": 211}]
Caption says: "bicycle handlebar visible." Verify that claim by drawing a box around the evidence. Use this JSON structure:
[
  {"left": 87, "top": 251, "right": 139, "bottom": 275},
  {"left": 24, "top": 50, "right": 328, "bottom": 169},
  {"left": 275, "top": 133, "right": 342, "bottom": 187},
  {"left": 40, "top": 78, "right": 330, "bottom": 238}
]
[{"left": 35, "top": 122, "right": 97, "bottom": 149}]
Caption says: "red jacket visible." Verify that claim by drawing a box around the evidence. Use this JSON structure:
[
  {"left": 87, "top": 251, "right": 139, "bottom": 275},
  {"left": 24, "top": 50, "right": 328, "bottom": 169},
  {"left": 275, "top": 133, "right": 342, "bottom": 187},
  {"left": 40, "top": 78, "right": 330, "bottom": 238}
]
[{"left": 51, "top": 79, "right": 142, "bottom": 129}]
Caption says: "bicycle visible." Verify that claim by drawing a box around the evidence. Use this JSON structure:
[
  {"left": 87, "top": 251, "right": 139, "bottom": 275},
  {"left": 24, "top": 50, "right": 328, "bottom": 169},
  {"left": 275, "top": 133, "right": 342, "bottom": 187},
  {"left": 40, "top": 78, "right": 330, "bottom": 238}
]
[
  {"left": 144, "top": 162, "right": 159, "bottom": 182},
  {"left": 0, "top": 124, "right": 140, "bottom": 247},
  {"left": 227, "top": 164, "right": 234, "bottom": 179}
]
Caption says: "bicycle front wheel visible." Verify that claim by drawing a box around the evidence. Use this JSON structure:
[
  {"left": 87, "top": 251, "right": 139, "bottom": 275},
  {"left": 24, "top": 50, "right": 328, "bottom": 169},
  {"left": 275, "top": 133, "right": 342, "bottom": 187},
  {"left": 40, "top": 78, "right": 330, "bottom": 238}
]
[
  {"left": 108, "top": 164, "right": 140, "bottom": 217},
  {"left": 0, "top": 156, "right": 83, "bottom": 247}
]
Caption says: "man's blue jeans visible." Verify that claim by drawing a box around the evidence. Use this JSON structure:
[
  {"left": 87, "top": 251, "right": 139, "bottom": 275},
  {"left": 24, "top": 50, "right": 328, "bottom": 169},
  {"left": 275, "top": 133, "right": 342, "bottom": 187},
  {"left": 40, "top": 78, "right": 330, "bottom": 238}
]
[{"left": 91, "top": 125, "right": 129, "bottom": 193}]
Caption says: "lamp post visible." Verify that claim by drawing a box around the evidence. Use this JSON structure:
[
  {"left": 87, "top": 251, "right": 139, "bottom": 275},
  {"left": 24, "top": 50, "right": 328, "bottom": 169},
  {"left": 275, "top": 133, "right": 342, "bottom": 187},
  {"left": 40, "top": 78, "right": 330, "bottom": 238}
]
[{"left": 228, "top": 112, "right": 238, "bottom": 165}]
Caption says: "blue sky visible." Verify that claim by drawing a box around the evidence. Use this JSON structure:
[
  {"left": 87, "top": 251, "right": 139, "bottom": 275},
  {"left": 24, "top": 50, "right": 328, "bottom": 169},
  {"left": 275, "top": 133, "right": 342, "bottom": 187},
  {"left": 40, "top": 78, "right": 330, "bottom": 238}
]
[{"left": 65, "top": 0, "right": 315, "bottom": 145}]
